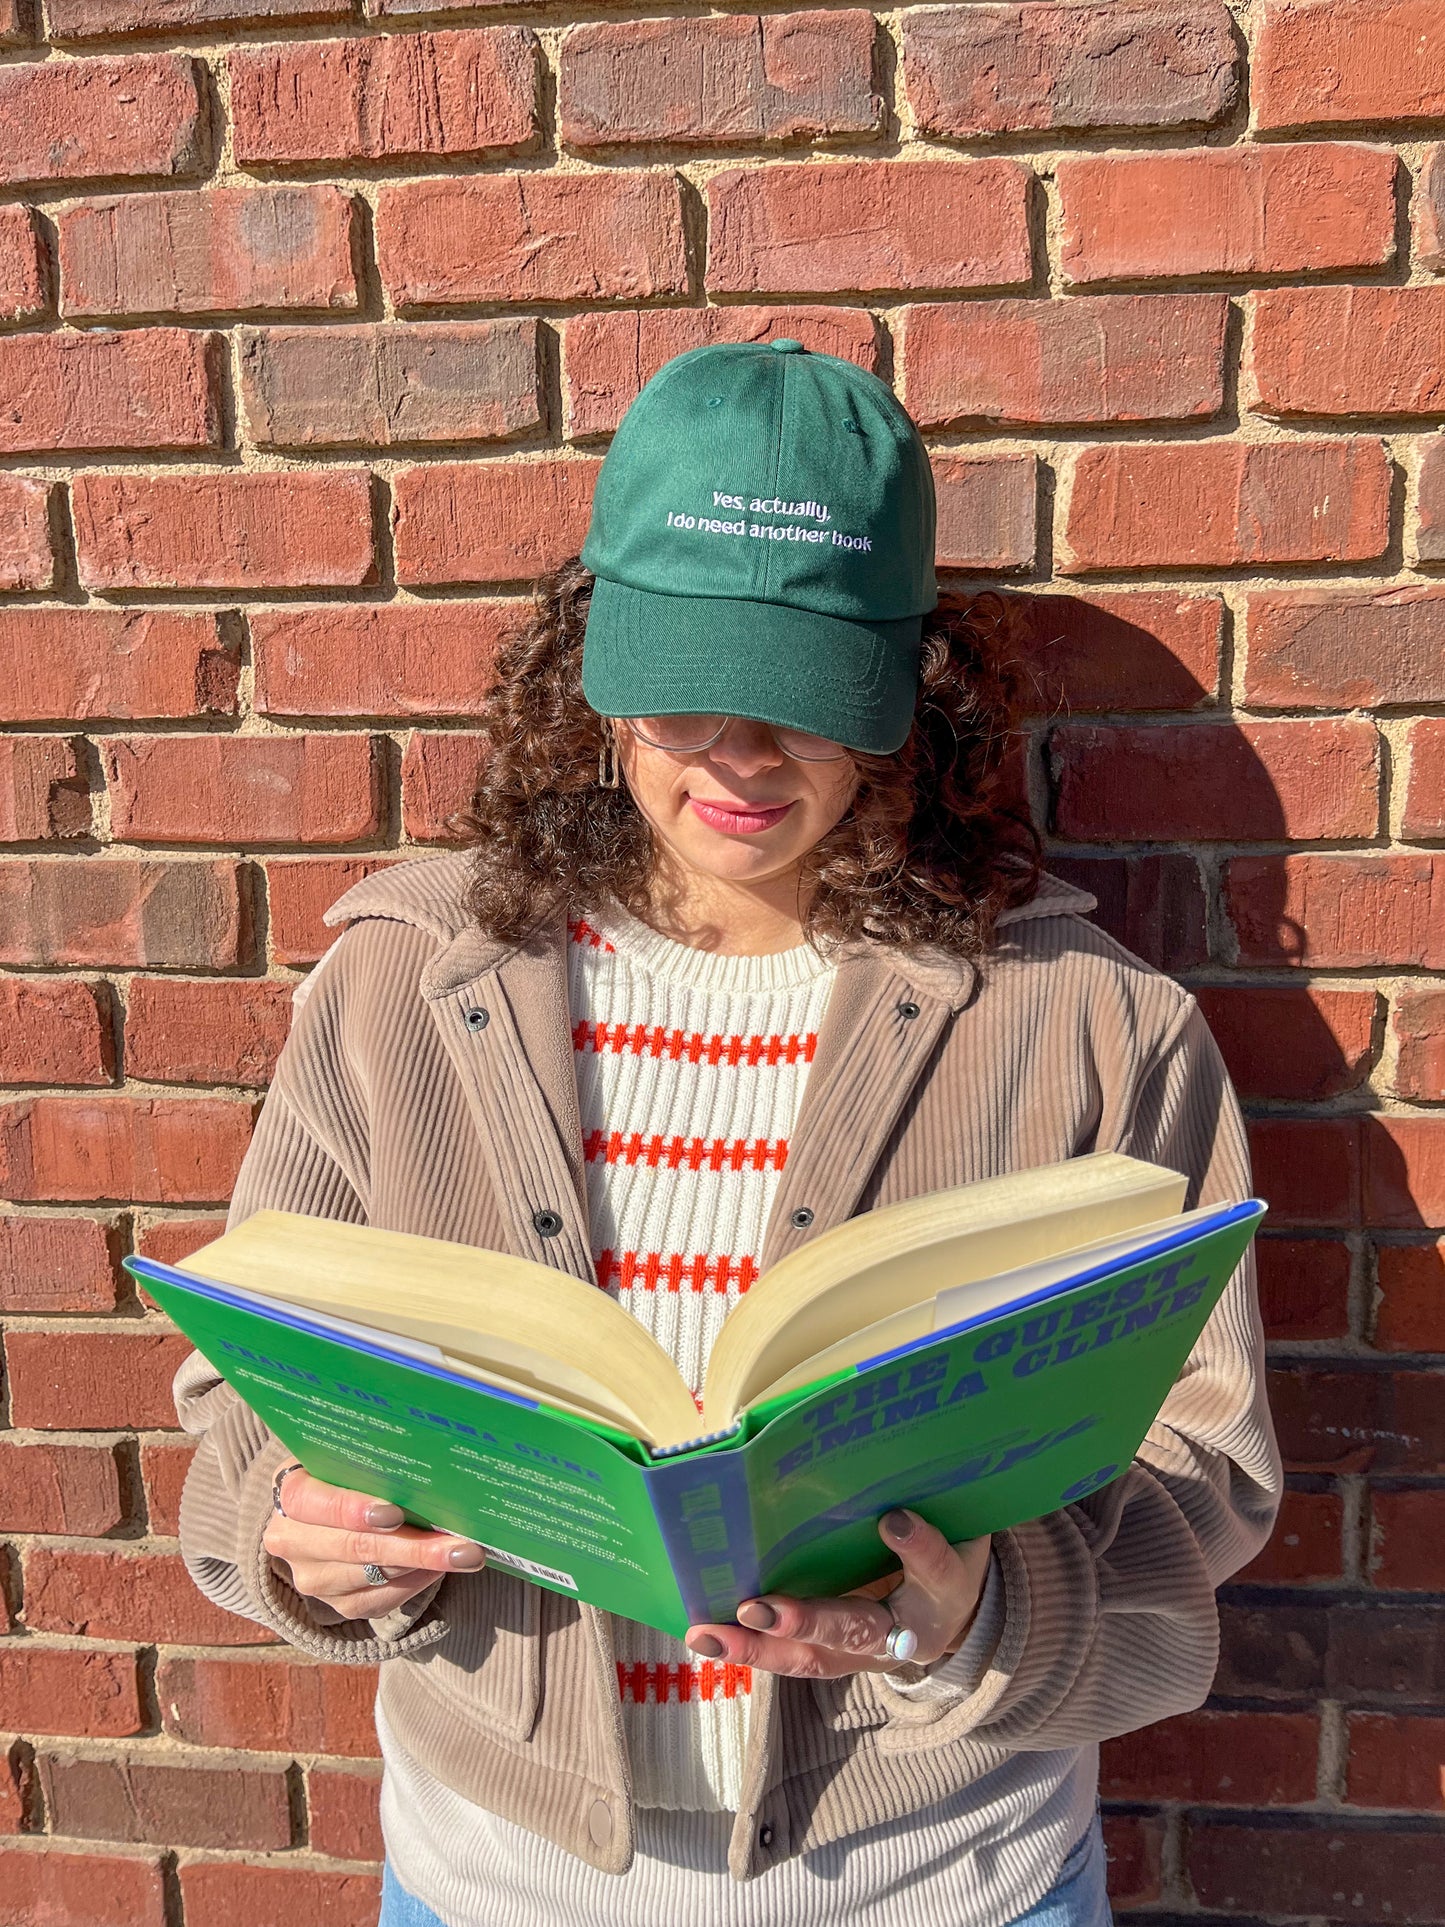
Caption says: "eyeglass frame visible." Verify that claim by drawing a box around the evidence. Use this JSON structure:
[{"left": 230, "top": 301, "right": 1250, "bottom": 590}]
[{"left": 613, "top": 713, "right": 852, "bottom": 763}]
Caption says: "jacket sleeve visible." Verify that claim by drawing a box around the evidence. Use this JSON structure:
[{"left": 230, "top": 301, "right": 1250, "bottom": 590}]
[
  {"left": 173, "top": 931, "right": 448, "bottom": 1665},
  {"left": 884, "top": 997, "right": 1281, "bottom": 1740}
]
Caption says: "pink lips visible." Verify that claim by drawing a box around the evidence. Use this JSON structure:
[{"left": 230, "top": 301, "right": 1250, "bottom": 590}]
[{"left": 687, "top": 796, "right": 796, "bottom": 835}]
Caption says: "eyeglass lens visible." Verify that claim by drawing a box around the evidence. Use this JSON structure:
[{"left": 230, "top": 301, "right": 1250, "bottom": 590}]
[{"left": 628, "top": 715, "right": 847, "bottom": 761}]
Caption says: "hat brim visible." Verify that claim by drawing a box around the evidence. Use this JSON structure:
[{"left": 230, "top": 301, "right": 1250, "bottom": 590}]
[{"left": 580, "top": 576, "right": 922, "bottom": 756}]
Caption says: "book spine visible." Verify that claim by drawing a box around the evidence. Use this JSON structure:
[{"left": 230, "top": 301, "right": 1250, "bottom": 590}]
[{"left": 643, "top": 1448, "right": 761, "bottom": 1628}]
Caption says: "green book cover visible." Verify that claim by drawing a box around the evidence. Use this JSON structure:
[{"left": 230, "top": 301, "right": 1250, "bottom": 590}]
[{"left": 127, "top": 1200, "right": 1262, "bottom": 1640}]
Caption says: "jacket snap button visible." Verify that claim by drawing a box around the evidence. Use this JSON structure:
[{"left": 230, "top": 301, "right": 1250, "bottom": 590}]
[
  {"left": 897, "top": 1000, "right": 921, "bottom": 1021},
  {"left": 790, "top": 1207, "right": 814, "bottom": 1229},
  {"left": 533, "top": 1209, "right": 563, "bottom": 1238},
  {"left": 463, "top": 1007, "right": 489, "bottom": 1031},
  {"left": 587, "top": 1799, "right": 613, "bottom": 1847},
  {"left": 758, "top": 1822, "right": 775, "bottom": 1850}
]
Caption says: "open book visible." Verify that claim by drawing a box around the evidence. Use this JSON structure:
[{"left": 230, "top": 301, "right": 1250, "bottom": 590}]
[{"left": 127, "top": 1153, "right": 1263, "bottom": 1637}]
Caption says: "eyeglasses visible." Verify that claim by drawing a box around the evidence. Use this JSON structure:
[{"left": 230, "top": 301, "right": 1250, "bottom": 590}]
[{"left": 623, "top": 714, "right": 850, "bottom": 762}]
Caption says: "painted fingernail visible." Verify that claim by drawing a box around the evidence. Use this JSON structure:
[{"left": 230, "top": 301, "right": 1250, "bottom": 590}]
[
  {"left": 448, "top": 1543, "right": 486, "bottom": 1568},
  {"left": 882, "top": 1508, "right": 915, "bottom": 1542},
  {"left": 365, "top": 1503, "right": 405, "bottom": 1530},
  {"left": 736, "top": 1600, "right": 777, "bottom": 1630},
  {"left": 688, "top": 1634, "right": 724, "bottom": 1658}
]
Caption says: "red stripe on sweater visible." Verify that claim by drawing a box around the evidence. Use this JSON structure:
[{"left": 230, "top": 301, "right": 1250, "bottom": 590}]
[
  {"left": 594, "top": 1250, "right": 760, "bottom": 1294},
  {"left": 567, "top": 916, "right": 615, "bottom": 953},
  {"left": 572, "top": 1019, "right": 817, "bottom": 1066},
  {"left": 617, "top": 1659, "right": 752, "bottom": 1704},
  {"left": 583, "top": 1131, "right": 788, "bottom": 1173}
]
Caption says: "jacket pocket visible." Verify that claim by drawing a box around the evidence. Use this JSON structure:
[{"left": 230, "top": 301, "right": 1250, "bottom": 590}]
[{"left": 417, "top": 1567, "right": 542, "bottom": 1744}]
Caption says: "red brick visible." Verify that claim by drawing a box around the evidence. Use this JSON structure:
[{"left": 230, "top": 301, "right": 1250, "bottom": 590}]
[
  {"left": 0, "top": 327, "right": 220, "bottom": 456},
  {"left": 231, "top": 27, "right": 537, "bottom": 165},
  {"left": 58, "top": 186, "right": 358, "bottom": 320},
  {"left": 1374, "top": 1241, "right": 1445, "bottom": 1351},
  {"left": 158, "top": 1653, "right": 380, "bottom": 1756},
  {"left": 1365, "top": 1115, "right": 1445, "bottom": 1229},
  {"left": 1269, "top": 1365, "right": 1444, "bottom": 1474},
  {"left": 74, "top": 470, "right": 375, "bottom": 592},
  {"left": 133, "top": 1216, "right": 230, "bottom": 1267},
  {"left": 104, "top": 734, "right": 381, "bottom": 847},
  {"left": 932, "top": 454, "right": 1035, "bottom": 571},
  {"left": 401, "top": 732, "right": 486, "bottom": 842},
  {"left": 0, "top": 1648, "right": 144, "bottom": 1739},
  {"left": 0, "top": 51, "right": 202, "bottom": 189},
  {"left": 393, "top": 457, "right": 598, "bottom": 586},
  {"left": 0, "top": 205, "right": 44, "bottom": 323},
  {"left": 0, "top": 1095, "right": 255, "bottom": 1204},
  {"left": 0, "top": 1215, "right": 122, "bottom": 1313},
  {"left": 1392, "top": 989, "right": 1445, "bottom": 1102},
  {"left": 25, "top": 1547, "right": 275, "bottom": 1646},
  {"left": 903, "top": 0, "right": 1238, "bottom": 138},
  {"left": 562, "top": 306, "right": 881, "bottom": 440},
  {"left": 1101, "top": 1708, "right": 1319, "bottom": 1805},
  {"left": 0, "top": 0, "right": 16, "bottom": 42},
  {"left": 1255, "top": 0, "right": 1445, "bottom": 131},
  {"left": 266, "top": 857, "right": 407, "bottom": 966},
  {"left": 50, "top": 0, "right": 348, "bottom": 33},
  {"left": 1370, "top": 1487, "right": 1445, "bottom": 1588},
  {"left": 1250, "top": 285, "right": 1445, "bottom": 420},
  {"left": 1346, "top": 1713, "right": 1445, "bottom": 1810},
  {"left": 1193, "top": 985, "right": 1375, "bottom": 1101},
  {"left": 1245, "top": 586, "right": 1445, "bottom": 709},
  {"left": 1226, "top": 854, "right": 1445, "bottom": 969},
  {"left": 253, "top": 603, "right": 515, "bottom": 717},
  {"left": 1017, "top": 592, "right": 1221, "bottom": 713},
  {"left": 1050, "top": 718, "right": 1379, "bottom": 843},
  {"left": 904, "top": 294, "right": 1226, "bottom": 432},
  {"left": 1403, "top": 719, "right": 1445, "bottom": 839},
  {"left": 1416, "top": 144, "right": 1445, "bottom": 272},
  {"left": 1043, "top": 853, "right": 1208, "bottom": 972},
  {"left": 0, "top": 859, "right": 246, "bottom": 969},
  {"left": 379, "top": 170, "right": 686, "bottom": 308},
  {"left": 0, "top": 1442, "right": 125, "bottom": 1535},
  {"left": 0, "top": 609, "right": 238, "bottom": 725},
  {"left": 308, "top": 1764, "right": 383, "bottom": 1861},
  {"left": 1187, "top": 1819, "right": 1445, "bottom": 1919},
  {"left": 0, "top": 1845, "right": 165, "bottom": 1926},
  {"left": 126, "top": 977, "right": 293, "bottom": 1088},
  {"left": 0, "top": 474, "right": 54, "bottom": 591},
  {"left": 0, "top": 977, "right": 112, "bottom": 1085},
  {"left": 182, "top": 1863, "right": 381, "bottom": 1927},
  {"left": 1328, "top": 1600, "right": 1445, "bottom": 1700},
  {"left": 1247, "top": 1117, "right": 1361, "bottom": 1228},
  {"left": 0, "top": 1739, "right": 33, "bottom": 1834},
  {"left": 0, "top": 737, "right": 92, "bottom": 843},
  {"left": 1416, "top": 435, "right": 1445, "bottom": 563},
  {"left": 139, "top": 1438, "right": 195, "bottom": 1537},
  {"left": 1240, "top": 1485, "right": 1345, "bottom": 1582},
  {"left": 708, "top": 157, "right": 1031, "bottom": 295},
  {"left": 561, "top": 11, "right": 880, "bottom": 147},
  {"left": 241, "top": 319, "right": 540, "bottom": 451},
  {"left": 1255, "top": 1236, "right": 1352, "bottom": 1342},
  {"left": 5, "top": 1328, "right": 194, "bottom": 1430},
  {"left": 1063, "top": 438, "right": 1391, "bottom": 572},
  {"left": 38, "top": 1751, "right": 292, "bottom": 1850},
  {"left": 1058, "top": 144, "right": 1397, "bottom": 284},
  {"left": 1102, "top": 1812, "right": 1164, "bottom": 1908}
]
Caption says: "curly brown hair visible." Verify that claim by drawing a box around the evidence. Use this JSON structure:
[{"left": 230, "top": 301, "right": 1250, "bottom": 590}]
[{"left": 458, "top": 556, "right": 1041, "bottom": 958}]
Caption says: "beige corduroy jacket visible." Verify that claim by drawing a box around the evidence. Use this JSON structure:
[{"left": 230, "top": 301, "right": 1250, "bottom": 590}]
[{"left": 173, "top": 850, "right": 1280, "bottom": 1880}]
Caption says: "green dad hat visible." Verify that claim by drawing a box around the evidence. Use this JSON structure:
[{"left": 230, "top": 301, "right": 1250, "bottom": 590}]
[{"left": 580, "top": 338, "right": 937, "bottom": 756}]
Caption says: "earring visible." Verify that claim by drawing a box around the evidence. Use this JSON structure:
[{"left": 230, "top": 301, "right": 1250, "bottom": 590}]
[{"left": 597, "top": 725, "right": 620, "bottom": 790}]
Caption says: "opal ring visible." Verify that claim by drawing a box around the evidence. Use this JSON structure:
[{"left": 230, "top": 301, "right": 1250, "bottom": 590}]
[{"left": 882, "top": 1613, "right": 918, "bottom": 1664}]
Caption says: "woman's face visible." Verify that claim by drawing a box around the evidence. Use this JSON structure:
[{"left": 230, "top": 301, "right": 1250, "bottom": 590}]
[{"left": 614, "top": 717, "right": 860, "bottom": 892}]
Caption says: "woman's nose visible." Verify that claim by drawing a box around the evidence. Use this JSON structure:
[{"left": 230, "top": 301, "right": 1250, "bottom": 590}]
[{"left": 709, "top": 719, "right": 786, "bottom": 776}]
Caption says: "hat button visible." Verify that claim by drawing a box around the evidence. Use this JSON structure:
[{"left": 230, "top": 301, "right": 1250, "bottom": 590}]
[{"left": 770, "top": 338, "right": 805, "bottom": 353}]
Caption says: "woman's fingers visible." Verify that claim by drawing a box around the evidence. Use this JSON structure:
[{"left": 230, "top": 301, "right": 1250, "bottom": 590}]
[
  {"left": 278, "top": 1561, "right": 440, "bottom": 1620},
  {"left": 263, "top": 1513, "right": 485, "bottom": 1573},
  {"left": 274, "top": 1466, "right": 408, "bottom": 1533}
]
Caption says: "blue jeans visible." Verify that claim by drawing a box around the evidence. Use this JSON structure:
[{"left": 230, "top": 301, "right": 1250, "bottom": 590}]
[{"left": 377, "top": 1811, "right": 1113, "bottom": 1927}]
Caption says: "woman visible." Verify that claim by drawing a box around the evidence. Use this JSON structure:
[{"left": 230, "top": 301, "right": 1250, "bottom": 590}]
[{"left": 174, "top": 340, "right": 1280, "bottom": 1927}]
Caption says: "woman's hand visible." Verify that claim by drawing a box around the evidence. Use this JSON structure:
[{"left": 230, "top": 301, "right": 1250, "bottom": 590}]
[
  {"left": 263, "top": 1466, "right": 486, "bottom": 1622},
  {"left": 684, "top": 1510, "right": 992, "bottom": 1680}
]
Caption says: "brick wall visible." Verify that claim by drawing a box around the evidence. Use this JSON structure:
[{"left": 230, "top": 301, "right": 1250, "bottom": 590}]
[{"left": 0, "top": 0, "right": 1442, "bottom": 1918}]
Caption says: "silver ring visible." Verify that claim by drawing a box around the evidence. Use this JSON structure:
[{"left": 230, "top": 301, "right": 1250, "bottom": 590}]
[
  {"left": 883, "top": 1618, "right": 918, "bottom": 1664},
  {"left": 361, "top": 1563, "right": 389, "bottom": 1586}
]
